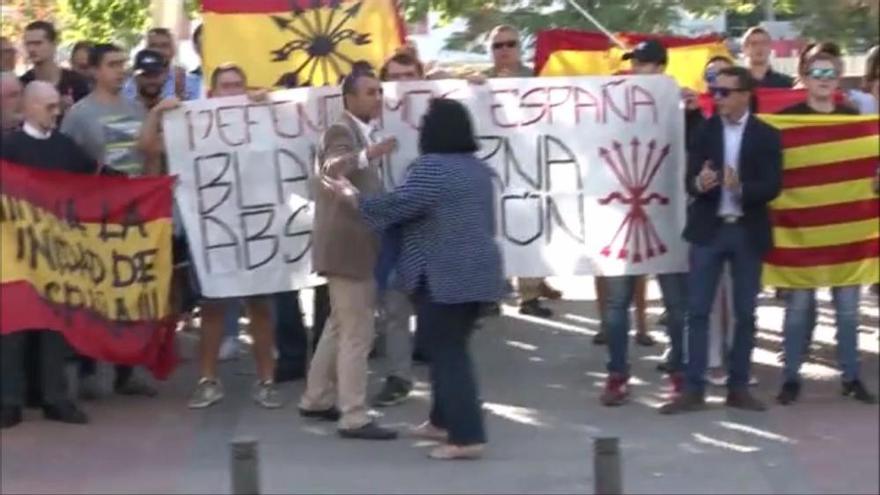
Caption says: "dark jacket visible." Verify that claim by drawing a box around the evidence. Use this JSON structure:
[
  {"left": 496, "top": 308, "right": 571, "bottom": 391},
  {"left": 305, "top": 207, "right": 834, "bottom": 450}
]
[{"left": 683, "top": 114, "right": 783, "bottom": 254}]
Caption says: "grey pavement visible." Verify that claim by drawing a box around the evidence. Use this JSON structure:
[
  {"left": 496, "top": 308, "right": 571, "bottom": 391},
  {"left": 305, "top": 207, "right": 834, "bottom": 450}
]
[{"left": 1, "top": 278, "right": 878, "bottom": 495}]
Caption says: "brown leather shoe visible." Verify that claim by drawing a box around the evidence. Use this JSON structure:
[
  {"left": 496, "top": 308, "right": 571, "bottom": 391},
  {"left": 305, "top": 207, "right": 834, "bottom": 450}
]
[
  {"left": 659, "top": 391, "right": 706, "bottom": 415},
  {"left": 726, "top": 389, "right": 767, "bottom": 412}
]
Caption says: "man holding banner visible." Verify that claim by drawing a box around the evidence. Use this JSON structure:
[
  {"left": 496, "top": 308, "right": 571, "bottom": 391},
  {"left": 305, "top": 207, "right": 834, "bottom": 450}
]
[
  {"left": 140, "top": 63, "right": 285, "bottom": 410},
  {"left": 599, "top": 40, "right": 691, "bottom": 406},
  {"left": 775, "top": 47, "right": 877, "bottom": 406},
  {"left": 1, "top": 81, "right": 94, "bottom": 428},
  {"left": 61, "top": 43, "right": 157, "bottom": 399}
]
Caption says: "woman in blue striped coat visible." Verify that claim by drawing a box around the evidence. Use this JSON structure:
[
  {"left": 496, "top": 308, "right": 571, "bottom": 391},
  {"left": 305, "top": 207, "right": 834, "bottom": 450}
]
[{"left": 323, "top": 98, "right": 506, "bottom": 460}]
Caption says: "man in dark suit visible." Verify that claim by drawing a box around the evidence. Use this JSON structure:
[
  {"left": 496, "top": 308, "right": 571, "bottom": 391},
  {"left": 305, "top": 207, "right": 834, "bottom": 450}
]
[{"left": 661, "top": 66, "right": 783, "bottom": 415}]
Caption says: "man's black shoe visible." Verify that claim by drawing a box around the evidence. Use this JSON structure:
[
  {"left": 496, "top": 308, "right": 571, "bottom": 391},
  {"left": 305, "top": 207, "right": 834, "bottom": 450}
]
[
  {"left": 843, "top": 379, "right": 877, "bottom": 404},
  {"left": 338, "top": 421, "right": 398, "bottom": 440},
  {"left": 298, "top": 407, "right": 341, "bottom": 422},
  {"left": 372, "top": 376, "right": 413, "bottom": 407},
  {"left": 1, "top": 406, "right": 23, "bottom": 429},
  {"left": 519, "top": 299, "right": 552, "bottom": 318},
  {"left": 776, "top": 381, "right": 801, "bottom": 405},
  {"left": 42, "top": 402, "right": 88, "bottom": 424}
]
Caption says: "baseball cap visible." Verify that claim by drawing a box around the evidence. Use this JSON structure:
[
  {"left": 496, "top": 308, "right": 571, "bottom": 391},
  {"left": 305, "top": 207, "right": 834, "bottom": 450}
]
[
  {"left": 133, "top": 49, "right": 167, "bottom": 76},
  {"left": 622, "top": 39, "right": 668, "bottom": 65}
]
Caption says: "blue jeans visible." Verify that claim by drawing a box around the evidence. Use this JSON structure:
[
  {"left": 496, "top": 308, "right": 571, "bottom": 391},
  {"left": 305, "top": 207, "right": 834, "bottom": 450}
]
[
  {"left": 686, "top": 224, "right": 763, "bottom": 394},
  {"left": 420, "top": 300, "right": 485, "bottom": 445},
  {"left": 782, "top": 286, "right": 861, "bottom": 383},
  {"left": 605, "top": 273, "right": 687, "bottom": 375}
]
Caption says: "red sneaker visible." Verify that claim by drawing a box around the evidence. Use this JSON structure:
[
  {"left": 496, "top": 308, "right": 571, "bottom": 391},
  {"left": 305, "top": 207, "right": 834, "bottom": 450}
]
[
  {"left": 669, "top": 372, "right": 685, "bottom": 397},
  {"left": 600, "top": 373, "right": 630, "bottom": 407}
]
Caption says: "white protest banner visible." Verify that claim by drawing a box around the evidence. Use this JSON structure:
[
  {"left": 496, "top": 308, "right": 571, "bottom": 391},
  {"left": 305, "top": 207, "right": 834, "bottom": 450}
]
[{"left": 163, "top": 75, "right": 687, "bottom": 298}]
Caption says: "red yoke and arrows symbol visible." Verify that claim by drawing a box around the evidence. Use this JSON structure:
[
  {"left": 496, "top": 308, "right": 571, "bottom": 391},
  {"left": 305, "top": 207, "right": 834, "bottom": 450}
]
[{"left": 597, "top": 138, "right": 671, "bottom": 263}]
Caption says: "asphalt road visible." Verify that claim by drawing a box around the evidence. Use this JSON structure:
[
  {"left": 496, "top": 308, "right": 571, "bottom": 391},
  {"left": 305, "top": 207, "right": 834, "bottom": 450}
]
[{"left": 2, "top": 278, "right": 878, "bottom": 494}]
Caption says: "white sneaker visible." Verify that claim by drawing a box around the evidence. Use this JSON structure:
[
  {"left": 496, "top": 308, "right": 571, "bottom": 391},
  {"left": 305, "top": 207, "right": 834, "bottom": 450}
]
[
  {"left": 253, "top": 381, "right": 282, "bottom": 409},
  {"left": 188, "top": 378, "right": 224, "bottom": 409},
  {"left": 218, "top": 337, "right": 239, "bottom": 361}
]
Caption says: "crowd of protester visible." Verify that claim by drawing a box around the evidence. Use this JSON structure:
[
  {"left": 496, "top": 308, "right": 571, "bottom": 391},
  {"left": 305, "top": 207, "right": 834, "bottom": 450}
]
[{"left": 0, "top": 18, "right": 878, "bottom": 461}]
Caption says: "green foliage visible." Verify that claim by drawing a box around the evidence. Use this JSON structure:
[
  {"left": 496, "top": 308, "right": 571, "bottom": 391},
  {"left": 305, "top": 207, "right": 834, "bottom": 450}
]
[
  {"left": 403, "top": 0, "right": 879, "bottom": 52},
  {"left": 0, "top": 0, "right": 59, "bottom": 40},
  {"left": 57, "top": 0, "right": 151, "bottom": 47}
]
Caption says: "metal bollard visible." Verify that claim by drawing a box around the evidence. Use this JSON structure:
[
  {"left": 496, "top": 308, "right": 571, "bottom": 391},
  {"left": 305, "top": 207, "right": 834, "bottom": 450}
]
[
  {"left": 593, "top": 436, "right": 622, "bottom": 495},
  {"left": 230, "top": 437, "right": 260, "bottom": 495}
]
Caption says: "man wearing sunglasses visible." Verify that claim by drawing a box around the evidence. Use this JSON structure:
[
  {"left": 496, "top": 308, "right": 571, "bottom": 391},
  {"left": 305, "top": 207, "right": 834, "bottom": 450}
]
[
  {"left": 661, "top": 66, "right": 782, "bottom": 415},
  {"left": 483, "top": 25, "right": 532, "bottom": 79},
  {"left": 473, "top": 24, "right": 559, "bottom": 318},
  {"left": 774, "top": 49, "right": 875, "bottom": 407}
]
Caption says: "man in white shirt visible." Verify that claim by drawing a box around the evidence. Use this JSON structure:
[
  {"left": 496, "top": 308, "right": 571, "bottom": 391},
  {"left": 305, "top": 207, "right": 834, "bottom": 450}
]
[{"left": 661, "top": 66, "right": 783, "bottom": 415}]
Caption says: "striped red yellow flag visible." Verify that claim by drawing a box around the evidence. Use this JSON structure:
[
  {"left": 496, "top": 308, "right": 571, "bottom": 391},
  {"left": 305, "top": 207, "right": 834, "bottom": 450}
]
[
  {"left": 0, "top": 161, "right": 177, "bottom": 378},
  {"left": 535, "top": 30, "right": 731, "bottom": 92},
  {"left": 201, "top": 0, "right": 406, "bottom": 88},
  {"left": 761, "top": 114, "right": 880, "bottom": 288}
]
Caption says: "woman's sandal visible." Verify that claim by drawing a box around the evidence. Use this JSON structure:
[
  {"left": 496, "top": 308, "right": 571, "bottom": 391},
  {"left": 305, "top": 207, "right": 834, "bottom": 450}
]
[{"left": 428, "top": 443, "right": 485, "bottom": 460}]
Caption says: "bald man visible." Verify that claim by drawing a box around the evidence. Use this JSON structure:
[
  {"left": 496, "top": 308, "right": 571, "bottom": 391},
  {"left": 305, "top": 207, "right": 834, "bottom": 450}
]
[
  {"left": 1, "top": 81, "right": 95, "bottom": 429},
  {"left": 1, "top": 72, "right": 22, "bottom": 132}
]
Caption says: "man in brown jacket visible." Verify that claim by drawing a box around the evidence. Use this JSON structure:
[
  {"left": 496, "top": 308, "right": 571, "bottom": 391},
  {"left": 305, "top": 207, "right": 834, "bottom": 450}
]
[{"left": 298, "top": 70, "right": 398, "bottom": 440}]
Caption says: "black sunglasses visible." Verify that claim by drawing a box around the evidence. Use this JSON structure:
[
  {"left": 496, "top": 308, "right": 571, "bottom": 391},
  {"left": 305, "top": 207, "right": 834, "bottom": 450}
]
[
  {"left": 710, "top": 86, "right": 747, "bottom": 98},
  {"left": 492, "top": 40, "right": 518, "bottom": 50}
]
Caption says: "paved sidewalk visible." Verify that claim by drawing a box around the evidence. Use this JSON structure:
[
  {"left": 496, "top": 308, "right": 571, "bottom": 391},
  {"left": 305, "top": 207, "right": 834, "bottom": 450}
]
[{"left": 1, "top": 278, "right": 878, "bottom": 494}]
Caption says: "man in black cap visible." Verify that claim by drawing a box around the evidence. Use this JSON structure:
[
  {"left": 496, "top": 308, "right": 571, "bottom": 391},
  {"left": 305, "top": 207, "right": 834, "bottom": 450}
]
[
  {"left": 596, "top": 38, "right": 698, "bottom": 407},
  {"left": 132, "top": 49, "right": 169, "bottom": 111}
]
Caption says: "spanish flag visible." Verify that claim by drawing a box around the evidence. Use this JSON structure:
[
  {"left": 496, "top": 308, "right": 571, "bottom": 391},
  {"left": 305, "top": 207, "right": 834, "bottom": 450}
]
[
  {"left": 761, "top": 115, "right": 880, "bottom": 289},
  {"left": 201, "top": 0, "right": 406, "bottom": 88},
  {"left": 534, "top": 29, "right": 615, "bottom": 78},
  {"left": 535, "top": 30, "right": 731, "bottom": 92},
  {"left": 0, "top": 161, "right": 177, "bottom": 378}
]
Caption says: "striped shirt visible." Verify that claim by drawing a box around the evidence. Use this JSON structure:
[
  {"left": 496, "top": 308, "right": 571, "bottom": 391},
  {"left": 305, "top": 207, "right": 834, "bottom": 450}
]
[{"left": 359, "top": 153, "right": 507, "bottom": 304}]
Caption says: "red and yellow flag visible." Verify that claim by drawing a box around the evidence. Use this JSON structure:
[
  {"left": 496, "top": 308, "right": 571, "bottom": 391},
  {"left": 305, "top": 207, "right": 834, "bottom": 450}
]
[
  {"left": 535, "top": 30, "right": 730, "bottom": 92},
  {"left": 534, "top": 29, "right": 614, "bottom": 78},
  {"left": 201, "top": 0, "right": 406, "bottom": 88},
  {"left": 0, "top": 161, "right": 177, "bottom": 378},
  {"left": 761, "top": 115, "right": 880, "bottom": 288}
]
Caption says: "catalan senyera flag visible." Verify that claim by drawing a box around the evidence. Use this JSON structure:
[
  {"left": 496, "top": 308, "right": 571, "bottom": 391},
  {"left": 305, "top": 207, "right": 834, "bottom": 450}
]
[
  {"left": 0, "top": 161, "right": 177, "bottom": 379},
  {"left": 201, "top": 0, "right": 406, "bottom": 88},
  {"left": 535, "top": 30, "right": 731, "bottom": 92},
  {"left": 760, "top": 115, "right": 880, "bottom": 289}
]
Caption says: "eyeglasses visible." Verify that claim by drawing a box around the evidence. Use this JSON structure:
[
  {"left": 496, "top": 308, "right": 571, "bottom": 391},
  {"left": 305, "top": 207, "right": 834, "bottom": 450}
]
[
  {"left": 806, "top": 67, "right": 838, "bottom": 81},
  {"left": 709, "top": 86, "right": 746, "bottom": 99},
  {"left": 492, "top": 40, "right": 517, "bottom": 50}
]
